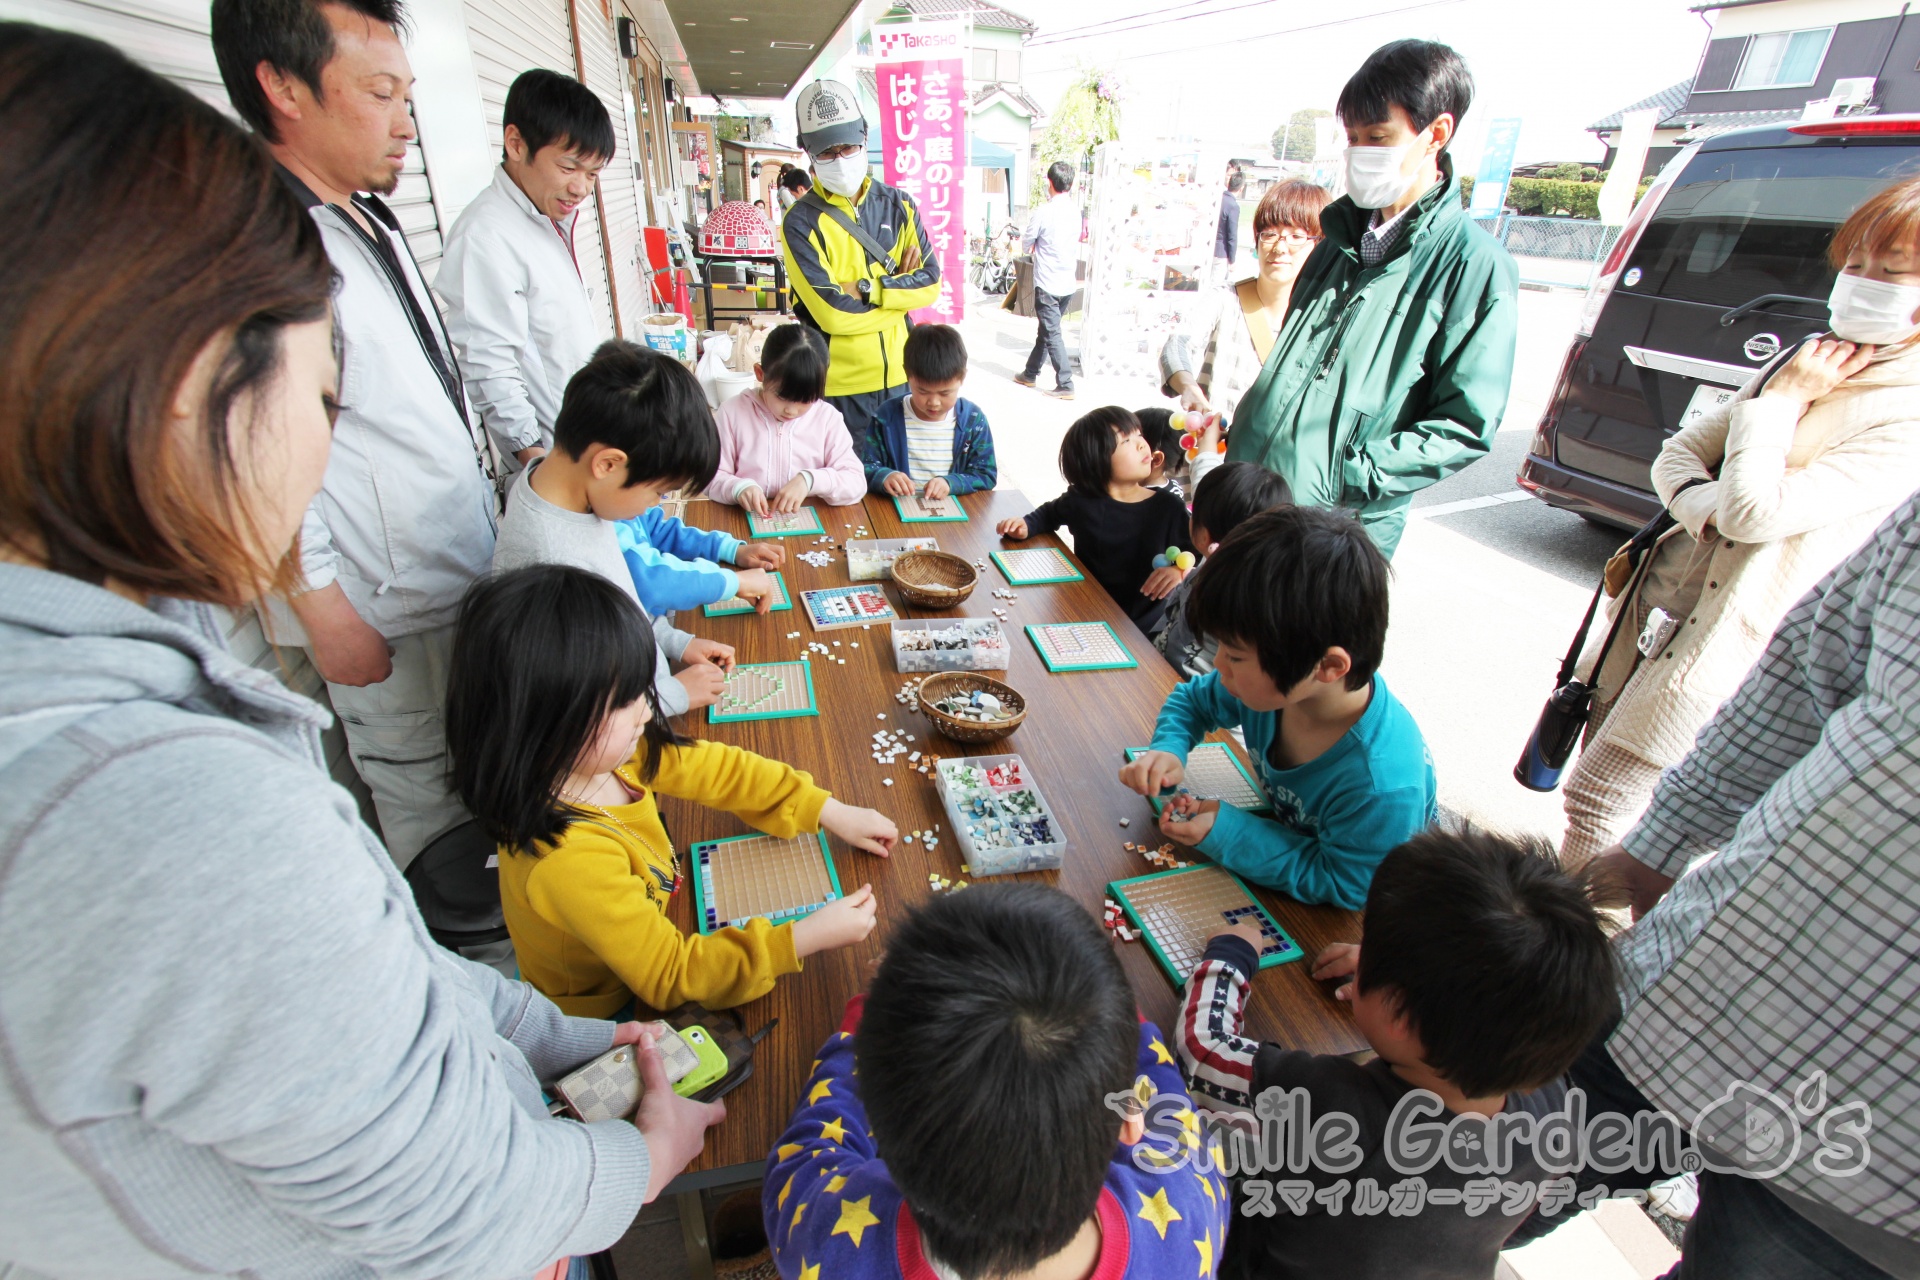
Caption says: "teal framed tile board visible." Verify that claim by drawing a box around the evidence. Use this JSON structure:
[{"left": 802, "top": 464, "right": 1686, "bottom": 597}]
[{"left": 692, "top": 831, "right": 842, "bottom": 933}]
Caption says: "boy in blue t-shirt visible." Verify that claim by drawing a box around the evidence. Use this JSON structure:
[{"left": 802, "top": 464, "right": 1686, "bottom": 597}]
[
  {"left": 861, "top": 323, "right": 997, "bottom": 501},
  {"left": 1121, "top": 505, "right": 1434, "bottom": 910},
  {"left": 765, "top": 884, "right": 1227, "bottom": 1280}
]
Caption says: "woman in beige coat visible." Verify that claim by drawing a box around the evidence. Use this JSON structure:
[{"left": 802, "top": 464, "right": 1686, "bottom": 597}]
[{"left": 1562, "top": 176, "right": 1920, "bottom": 868}]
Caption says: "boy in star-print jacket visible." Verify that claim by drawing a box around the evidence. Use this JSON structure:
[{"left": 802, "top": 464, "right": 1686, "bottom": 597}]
[{"left": 764, "top": 885, "right": 1226, "bottom": 1280}]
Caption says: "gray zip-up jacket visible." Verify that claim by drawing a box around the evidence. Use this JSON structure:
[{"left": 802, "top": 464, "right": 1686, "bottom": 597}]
[{"left": 0, "top": 565, "right": 650, "bottom": 1279}]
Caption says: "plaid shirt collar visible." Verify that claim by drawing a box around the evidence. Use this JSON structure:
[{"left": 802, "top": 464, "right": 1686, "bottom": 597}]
[{"left": 1357, "top": 202, "right": 1414, "bottom": 268}]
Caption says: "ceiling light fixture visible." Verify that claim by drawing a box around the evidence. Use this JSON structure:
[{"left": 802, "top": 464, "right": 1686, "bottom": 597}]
[
  {"left": 769, "top": 41, "right": 814, "bottom": 50},
  {"left": 729, "top": 15, "right": 748, "bottom": 20},
  {"left": 730, "top": 49, "right": 744, "bottom": 54}
]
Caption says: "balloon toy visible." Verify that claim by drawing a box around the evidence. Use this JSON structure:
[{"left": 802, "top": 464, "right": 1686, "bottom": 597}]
[{"left": 1170, "top": 410, "right": 1228, "bottom": 462}]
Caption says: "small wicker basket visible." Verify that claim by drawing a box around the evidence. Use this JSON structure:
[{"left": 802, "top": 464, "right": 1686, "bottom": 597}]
[
  {"left": 917, "top": 672, "right": 1026, "bottom": 744},
  {"left": 890, "top": 549, "right": 977, "bottom": 608}
]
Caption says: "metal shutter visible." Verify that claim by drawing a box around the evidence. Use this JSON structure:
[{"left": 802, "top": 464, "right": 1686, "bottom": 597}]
[
  {"left": 463, "top": 0, "right": 618, "bottom": 335},
  {"left": 571, "top": 0, "right": 650, "bottom": 334}
]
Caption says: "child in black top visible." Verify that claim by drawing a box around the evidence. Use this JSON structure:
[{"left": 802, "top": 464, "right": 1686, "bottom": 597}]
[
  {"left": 996, "top": 407, "right": 1194, "bottom": 630},
  {"left": 1179, "top": 828, "right": 1620, "bottom": 1280},
  {"left": 1151, "top": 461, "right": 1293, "bottom": 679},
  {"left": 1134, "top": 406, "right": 1190, "bottom": 500}
]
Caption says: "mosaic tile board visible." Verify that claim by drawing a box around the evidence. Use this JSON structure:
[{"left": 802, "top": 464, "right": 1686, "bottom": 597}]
[
  {"left": 703, "top": 570, "right": 793, "bottom": 617},
  {"left": 1025, "top": 622, "right": 1138, "bottom": 672},
  {"left": 1124, "top": 743, "right": 1272, "bottom": 815},
  {"left": 893, "top": 492, "right": 969, "bottom": 523},
  {"left": 708, "top": 660, "right": 818, "bottom": 724},
  {"left": 691, "top": 831, "right": 842, "bottom": 934},
  {"left": 1108, "top": 865, "right": 1303, "bottom": 985},
  {"left": 991, "top": 547, "right": 1084, "bottom": 586},
  {"left": 747, "top": 506, "right": 826, "bottom": 538},
  {"left": 801, "top": 584, "right": 899, "bottom": 631}
]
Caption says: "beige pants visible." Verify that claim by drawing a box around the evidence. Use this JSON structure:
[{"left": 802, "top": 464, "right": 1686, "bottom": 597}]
[
  {"left": 319, "top": 623, "right": 468, "bottom": 870},
  {"left": 1560, "top": 736, "right": 1667, "bottom": 872}
]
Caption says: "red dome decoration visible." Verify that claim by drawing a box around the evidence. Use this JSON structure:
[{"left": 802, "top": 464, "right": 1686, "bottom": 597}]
[{"left": 698, "top": 200, "right": 778, "bottom": 258}]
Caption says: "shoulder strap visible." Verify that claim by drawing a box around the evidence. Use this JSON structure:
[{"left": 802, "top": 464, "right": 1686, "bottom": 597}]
[
  {"left": 1555, "top": 476, "right": 1714, "bottom": 687},
  {"left": 798, "top": 189, "right": 897, "bottom": 274}
]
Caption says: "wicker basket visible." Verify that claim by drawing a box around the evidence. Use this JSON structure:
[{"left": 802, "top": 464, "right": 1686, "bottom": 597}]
[
  {"left": 918, "top": 672, "right": 1026, "bottom": 744},
  {"left": 890, "top": 549, "right": 977, "bottom": 608}
]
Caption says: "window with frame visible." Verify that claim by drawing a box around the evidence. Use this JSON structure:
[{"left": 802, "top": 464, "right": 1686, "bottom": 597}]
[{"left": 1732, "top": 27, "right": 1832, "bottom": 89}]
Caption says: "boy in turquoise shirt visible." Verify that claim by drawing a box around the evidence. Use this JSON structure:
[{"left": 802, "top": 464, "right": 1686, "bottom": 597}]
[{"left": 1121, "top": 505, "right": 1434, "bottom": 909}]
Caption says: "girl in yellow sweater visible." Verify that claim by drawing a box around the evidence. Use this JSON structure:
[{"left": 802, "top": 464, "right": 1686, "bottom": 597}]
[{"left": 445, "top": 565, "right": 895, "bottom": 1017}]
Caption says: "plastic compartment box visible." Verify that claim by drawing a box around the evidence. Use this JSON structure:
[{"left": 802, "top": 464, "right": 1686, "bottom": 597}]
[
  {"left": 846, "top": 537, "right": 938, "bottom": 581},
  {"left": 934, "top": 753, "right": 1065, "bottom": 876},
  {"left": 891, "top": 618, "right": 1012, "bottom": 672}
]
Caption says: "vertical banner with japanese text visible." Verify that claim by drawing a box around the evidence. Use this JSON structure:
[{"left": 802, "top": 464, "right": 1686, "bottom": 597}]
[{"left": 876, "top": 20, "right": 965, "bottom": 323}]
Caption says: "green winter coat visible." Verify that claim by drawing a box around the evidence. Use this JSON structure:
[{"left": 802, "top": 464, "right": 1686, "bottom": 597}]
[{"left": 1226, "top": 157, "right": 1518, "bottom": 557}]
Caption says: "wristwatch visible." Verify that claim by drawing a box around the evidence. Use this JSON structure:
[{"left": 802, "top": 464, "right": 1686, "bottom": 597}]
[{"left": 856, "top": 278, "right": 873, "bottom": 301}]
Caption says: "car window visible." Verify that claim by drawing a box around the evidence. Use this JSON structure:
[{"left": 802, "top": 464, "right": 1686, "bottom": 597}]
[{"left": 1628, "top": 143, "right": 1920, "bottom": 309}]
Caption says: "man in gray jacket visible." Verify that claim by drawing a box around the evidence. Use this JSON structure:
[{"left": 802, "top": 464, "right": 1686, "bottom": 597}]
[{"left": 213, "top": 0, "right": 495, "bottom": 867}]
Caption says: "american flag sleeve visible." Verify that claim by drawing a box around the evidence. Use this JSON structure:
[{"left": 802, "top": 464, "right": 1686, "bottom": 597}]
[{"left": 1178, "top": 935, "right": 1262, "bottom": 1112}]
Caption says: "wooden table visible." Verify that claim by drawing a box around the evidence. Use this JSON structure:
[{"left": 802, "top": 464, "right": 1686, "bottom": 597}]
[{"left": 657, "top": 489, "right": 1365, "bottom": 1197}]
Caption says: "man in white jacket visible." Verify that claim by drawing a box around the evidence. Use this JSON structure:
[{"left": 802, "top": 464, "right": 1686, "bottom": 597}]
[
  {"left": 439, "top": 69, "right": 611, "bottom": 467},
  {"left": 214, "top": 0, "right": 496, "bottom": 868}
]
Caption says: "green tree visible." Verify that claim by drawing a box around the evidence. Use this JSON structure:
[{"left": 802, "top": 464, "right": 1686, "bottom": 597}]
[
  {"left": 1031, "top": 67, "right": 1123, "bottom": 203},
  {"left": 1273, "top": 108, "right": 1332, "bottom": 162}
]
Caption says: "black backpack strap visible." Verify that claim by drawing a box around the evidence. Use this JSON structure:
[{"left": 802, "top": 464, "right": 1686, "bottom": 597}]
[{"left": 799, "top": 189, "right": 897, "bottom": 274}]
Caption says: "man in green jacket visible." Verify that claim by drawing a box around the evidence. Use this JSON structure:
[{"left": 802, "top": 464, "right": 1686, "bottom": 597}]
[{"left": 1228, "top": 40, "right": 1517, "bottom": 558}]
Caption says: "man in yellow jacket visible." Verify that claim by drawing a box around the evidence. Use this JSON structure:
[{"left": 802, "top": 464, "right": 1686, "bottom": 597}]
[{"left": 781, "top": 79, "right": 940, "bottom": 443}]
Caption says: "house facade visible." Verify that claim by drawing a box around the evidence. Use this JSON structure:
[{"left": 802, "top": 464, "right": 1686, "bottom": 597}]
[{"left": 1592, "top": 0, "right": 1920, "bottom": 178}]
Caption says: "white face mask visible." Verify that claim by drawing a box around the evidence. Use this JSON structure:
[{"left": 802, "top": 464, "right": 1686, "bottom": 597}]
[
  {"left": 813, "top": 152, "right": 868, "bottom": 199},
  {"left": 1343, "top": 142, "right": 1417, "bottom": 210},
  {"left": 1827, "top": 271, "right": 1920, "bottom": 344}
]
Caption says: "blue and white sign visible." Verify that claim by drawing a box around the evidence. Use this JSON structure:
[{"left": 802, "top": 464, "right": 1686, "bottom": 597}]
[{"left": 1469, "top": 117, "right": 1523, "bottom": 217}]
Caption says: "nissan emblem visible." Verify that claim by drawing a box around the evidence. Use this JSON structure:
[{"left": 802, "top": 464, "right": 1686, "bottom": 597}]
[{"left": 1744, "top": 332, "right": 1781, "bottom": 362}]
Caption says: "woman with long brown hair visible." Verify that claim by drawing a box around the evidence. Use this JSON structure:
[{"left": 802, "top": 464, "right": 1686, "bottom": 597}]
[{"left": 0, "top": 24, "right": 715, "bottom": 1277}]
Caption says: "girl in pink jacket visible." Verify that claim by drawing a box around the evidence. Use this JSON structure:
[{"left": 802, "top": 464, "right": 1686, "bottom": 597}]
[{"left": 712, "top": 325, "right": 867, "bottom": 512}]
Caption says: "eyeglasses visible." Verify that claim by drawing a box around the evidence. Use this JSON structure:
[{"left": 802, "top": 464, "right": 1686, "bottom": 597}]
[
  {"left": 1257, "top": 230, "right": 1319, "bottom": 250},
  {"left": 814, "top": 143, "right": 863, "bottom": 161}
]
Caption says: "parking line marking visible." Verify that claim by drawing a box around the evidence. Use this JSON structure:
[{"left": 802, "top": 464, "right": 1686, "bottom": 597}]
[{"left": 1413, "top": 490, "right": 1534, "bottom": 520}]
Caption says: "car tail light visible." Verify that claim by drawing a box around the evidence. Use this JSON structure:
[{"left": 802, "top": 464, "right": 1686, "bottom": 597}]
[
  {"left": 1530, "top": 336, "right": 1587, "bottom": 458},
  {"left": 1789, "top": 115, "right": 1920, "bottom": 136},
  {"left": 1575, "top": 146, "right": 1694, "bottom": 337}
]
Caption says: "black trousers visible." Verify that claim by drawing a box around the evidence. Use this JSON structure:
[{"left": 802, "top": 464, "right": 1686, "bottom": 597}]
[{"left": 1511, "top": 1028, "right": 1894, "bottom": 1279}]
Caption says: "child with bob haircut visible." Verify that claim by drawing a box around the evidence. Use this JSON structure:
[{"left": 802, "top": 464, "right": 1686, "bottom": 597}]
[
  {"left": 1153, "top": 461, "right": 1293, "bottom": 679},
  {"left": 1180, "top": 827, "right": 1619, "bottom": 1279},
  {"left": 445, "top": 565, "right": 898, "bottom": 1017},
  {"left": 862, "top": 323, "right": 998, "bottom": 500},
  {"left": 1121, "top": 505, "right": 1435, "bottom": 908},
  {"left": 712, "top": 323, "right": 867, "bottom": 514},
  {"left": 492, "top": 340, "right": 733, "bottom": 715},
  {"left": 996, "top": 406, "right": 1193, "bottom": 629},
  {"left": 766, "top": 883, "right": 1228, "bottom": 1280}
]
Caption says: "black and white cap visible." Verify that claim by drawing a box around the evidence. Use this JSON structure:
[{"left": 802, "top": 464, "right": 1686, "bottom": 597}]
[{"left": 796, "top": 80, "right": 867, "bottom": 156}]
